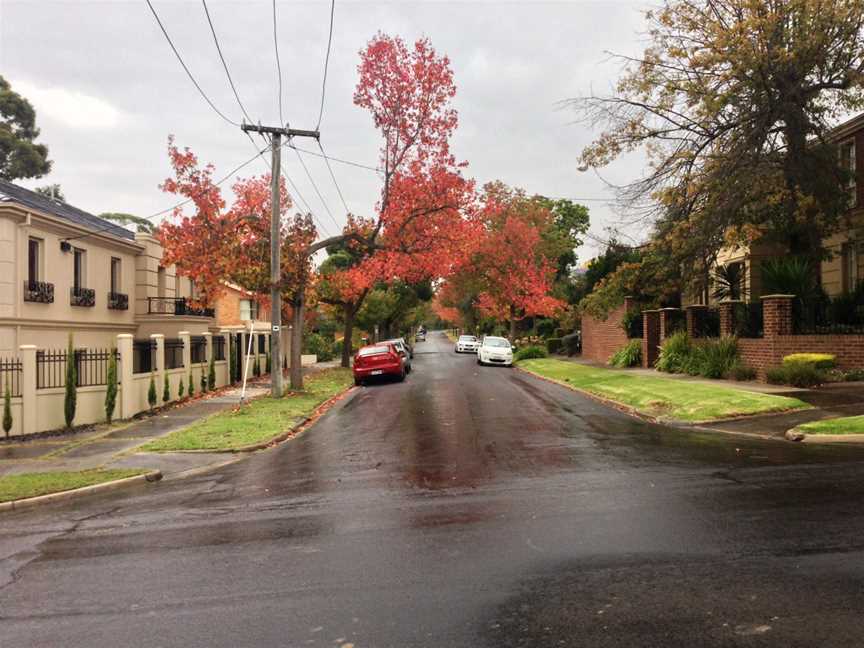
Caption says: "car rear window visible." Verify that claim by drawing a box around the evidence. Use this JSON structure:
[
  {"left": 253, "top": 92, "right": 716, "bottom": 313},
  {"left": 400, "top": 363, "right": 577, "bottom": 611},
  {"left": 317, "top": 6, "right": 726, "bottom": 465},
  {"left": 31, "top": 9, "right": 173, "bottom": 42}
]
[
  {"left": 359, "top": 346, "right": 390, "bottom": 356},
  {"left": 485, "top": 338, "right": 510, "bottom": 347},
  {"left": 459, "top": 336, "right": 477, "bottom": 341}
]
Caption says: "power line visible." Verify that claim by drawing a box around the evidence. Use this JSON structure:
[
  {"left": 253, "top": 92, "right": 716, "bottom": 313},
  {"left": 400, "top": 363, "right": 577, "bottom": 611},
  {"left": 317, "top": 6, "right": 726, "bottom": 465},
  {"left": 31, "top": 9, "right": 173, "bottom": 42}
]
[
  {"left": 144, "top": 0, "right": 240, "bottom": 127},
  {"left": 291, "top": 145, "right": 341, "bottom": 233},
  {"left": 290, "top": 143, "right": 381, "bottom": 173},
  {"left": 317, "top": 140, "right": 350, "bottom": 215},
  {"left": 272, "top": 0, "right": 284, "bottom": 125},
  {"left": 315, "top": 0, "right": 336, "bottom": 130},
  {"left": 201, "top": 0, "right": 254, "bottom": 124}
]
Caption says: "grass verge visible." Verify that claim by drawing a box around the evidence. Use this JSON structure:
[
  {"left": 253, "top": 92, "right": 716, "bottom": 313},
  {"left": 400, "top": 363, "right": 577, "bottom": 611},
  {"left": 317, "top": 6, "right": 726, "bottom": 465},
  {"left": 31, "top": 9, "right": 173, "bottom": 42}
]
[
  {"left": 0, "top": 469, "right": 146, "bottom": 503},
  {"left": 141, "top": 368, "right": 353, "bottom": 452},
  {"left": 795, "top": 415, "right": 864, "bottom": 436},
  {"left": 518, "top": 359, "right": 809, "bottom": 423}
]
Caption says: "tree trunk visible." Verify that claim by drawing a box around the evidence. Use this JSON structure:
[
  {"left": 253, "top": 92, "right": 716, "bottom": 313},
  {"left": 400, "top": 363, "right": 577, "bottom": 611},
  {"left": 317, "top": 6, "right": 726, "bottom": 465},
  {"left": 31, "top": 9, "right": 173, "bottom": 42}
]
[
  {"left": 290, "top": 286, "right": 305, "bottom": 391},
  {"left": 341, "top": 303, "right": 355, "bottom": 368},
  {"left": 509, "top": 304, "right": 517, "bottom": 341}
]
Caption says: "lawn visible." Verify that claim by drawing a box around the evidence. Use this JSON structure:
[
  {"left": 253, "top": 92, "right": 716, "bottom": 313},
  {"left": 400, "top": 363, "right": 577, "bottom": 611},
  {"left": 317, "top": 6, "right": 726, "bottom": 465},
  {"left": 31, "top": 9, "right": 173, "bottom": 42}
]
[
  {"left": 0, "top": 469, "right": 146, "bottom": 503},
  {"left": 518, "top": 359, "right": 810, "bottom": 423},
  {"left": 796, "top": 415, "right": 864, "bottom": 436},
  {"left": 142, "top": 368, "right": 353, "bottom": 452}
]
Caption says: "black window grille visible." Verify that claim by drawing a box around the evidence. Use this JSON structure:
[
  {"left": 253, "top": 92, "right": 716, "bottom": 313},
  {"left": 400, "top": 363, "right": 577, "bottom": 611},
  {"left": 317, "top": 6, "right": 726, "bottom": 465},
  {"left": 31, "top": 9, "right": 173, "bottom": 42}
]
[
  {"left": 133, "top": 340, "right": 156, "bottom": 374},
  {"left": 0, "top": 357, "right": 22, "bottom": 397},
  {"left": 190, "top": 336, "right": 207, "bottom": 364},
  {"left": 213, "top": 336, "right": 226, "bottom": 361},
  {"left": 164, "top": 339, "right": 185, "bottom": 370}
]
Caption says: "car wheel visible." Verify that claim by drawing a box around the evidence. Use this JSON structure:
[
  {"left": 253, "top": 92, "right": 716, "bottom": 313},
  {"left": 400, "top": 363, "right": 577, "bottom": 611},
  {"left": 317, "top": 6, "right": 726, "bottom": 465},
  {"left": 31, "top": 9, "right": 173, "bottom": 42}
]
[
  {"left": 398, "top": 369, "right": 406, "bottom": 382},
  {"left": 354, "top": 377, "right": 363, "bottom": 386}
]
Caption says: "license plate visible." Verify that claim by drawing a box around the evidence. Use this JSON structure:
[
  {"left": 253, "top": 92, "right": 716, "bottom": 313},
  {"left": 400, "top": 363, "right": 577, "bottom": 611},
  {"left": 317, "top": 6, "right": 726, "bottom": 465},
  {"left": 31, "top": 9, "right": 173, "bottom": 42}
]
[{"left": 371, "top": 370, "right": 383, "bottom": 375}]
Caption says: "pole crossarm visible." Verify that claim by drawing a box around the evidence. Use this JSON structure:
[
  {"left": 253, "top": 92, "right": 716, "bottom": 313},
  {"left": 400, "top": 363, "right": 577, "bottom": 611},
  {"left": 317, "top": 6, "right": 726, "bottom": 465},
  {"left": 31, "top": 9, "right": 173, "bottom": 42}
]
[{"left": 241, "top": 123, "right": 320, "bottom": 139}]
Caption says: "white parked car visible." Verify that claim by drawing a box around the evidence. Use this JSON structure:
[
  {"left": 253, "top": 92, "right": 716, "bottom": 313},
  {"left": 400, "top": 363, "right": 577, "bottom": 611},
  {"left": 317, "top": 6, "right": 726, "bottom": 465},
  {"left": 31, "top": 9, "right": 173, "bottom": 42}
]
[
  {"left": 476, "top": 336, "right": 514, "bottom": 366},
  {"left": 455, "top": 335, "right": 479, "bottom": 353}
]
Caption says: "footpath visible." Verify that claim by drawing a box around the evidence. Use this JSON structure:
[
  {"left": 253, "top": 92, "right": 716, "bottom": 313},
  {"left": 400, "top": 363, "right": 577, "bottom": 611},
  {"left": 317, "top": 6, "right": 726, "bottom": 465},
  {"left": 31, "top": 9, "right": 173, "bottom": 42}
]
[{"left": 0, "top": 361, "right": 341, "bottom": 482}]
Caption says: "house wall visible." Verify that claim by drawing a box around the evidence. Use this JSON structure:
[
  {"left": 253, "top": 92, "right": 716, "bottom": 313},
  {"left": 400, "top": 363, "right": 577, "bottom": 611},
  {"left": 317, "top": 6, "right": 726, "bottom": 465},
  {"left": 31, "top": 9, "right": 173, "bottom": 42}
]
[
  {"left": 214, "top": 285, "right": 271, "bottom": 328},
  {"left": 581, "top": 301, "right": 629, "bottom": 364}
]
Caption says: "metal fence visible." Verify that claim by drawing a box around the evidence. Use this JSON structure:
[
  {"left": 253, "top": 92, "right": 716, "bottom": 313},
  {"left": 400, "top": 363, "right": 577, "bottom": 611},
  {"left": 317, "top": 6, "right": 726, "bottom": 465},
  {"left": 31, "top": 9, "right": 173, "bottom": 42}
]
[
  {"left": 133, "top": 340, "right": 156, "bottom": 374},
  {"left": 213, "top": 336, "right": 226, "bottom": 361},
  {"left": 666, "top": 310, "right": 687, "bottom": 334},
  {"left": 625, "top": 313, "right": 643, "bottom": 339},
  {"left": 692, "top": 307, "right": 721, "bottom": 338},
  {"left": 735, "top": 302, "right": 764, "bottom": 338},
  {"left": 0, "top": 357, "right": 22, "bottom": 397},
  {"left": 794, "top": 298, "right": 864, "bottom": 335},
  {"left": 35, "top": 348, "right": 119, "bottom": 388},
  {"left": 164, "top": 338, "right": 185, "bottom": 370},
  {"left": 190, "top": 336, "right": 207, "bottom": 364}
]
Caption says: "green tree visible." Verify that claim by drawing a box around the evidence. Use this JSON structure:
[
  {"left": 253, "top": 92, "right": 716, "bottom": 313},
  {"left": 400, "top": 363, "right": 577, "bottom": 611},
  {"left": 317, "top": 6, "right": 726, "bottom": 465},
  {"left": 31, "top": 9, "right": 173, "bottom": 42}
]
[
  {"left": 187, "top": 370, "right": 195, "bottom": 397},
  {"left": 2, "top": 381, "right": 12, "bottom": 438},
  {"left": 64, "top": 335, "right": 77, "bottom": 428},
  {"left": 104, "top": 348, "right": 118, "bottom": 423},
  {"left": 147, "top": 373, "right": 157, "bottom": 409},
  {"left": 34, "top": 183, "right": 64, "bottom": 201},
  {"left": 178, "top": 375, "right": 185, "bottom": 399},
  {"left": 208, "top": 356, "right": 216, "bottom": 390},
  {"left": 575, "top": 0, "right": 864, "bottom": 287},
  {"left": 0, "top": 75, "right": 51, "bottom": 181},
  {"left": 162, "top": 373, "right": 170, "bottom": 403}
]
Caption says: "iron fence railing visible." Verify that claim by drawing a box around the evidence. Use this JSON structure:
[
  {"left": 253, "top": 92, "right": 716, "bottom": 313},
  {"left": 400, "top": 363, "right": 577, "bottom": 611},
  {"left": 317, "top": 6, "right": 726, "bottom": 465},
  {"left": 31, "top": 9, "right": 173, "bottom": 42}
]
[
  {"left": 23, "top": 280, "right": 54, "bottom": 303},
  {"left": 107, "top": 291, "right": 129, "bottom": 310},
  {"left": 147, "top": 297, "right": 215, "bottom": 318},
  {"left": 665, "top": 310, "right": 687, "bottom": 335},
  {"left": 36, "top": 348, "right": 120, "bottom": 388},
  {"left": 735, "top": 302, "right": 764, "bottom": 338},
  {"left": 190, "top": 336, "right": 207, "bottom": 364},
  {"left": 36, "top": 349, "right": 66, "bottom": 389},
  {"left": 625, "top": 313, "right": 643, "bottom": 339},
  {"left": 0, "top": 357, "right": 22, "bottom": 397},
  {"left": 213, "top": 336, "right": 226, "bottom": 361},
  {"left": 164, "top": 338, "right": 184, "bottom": 370},
  {"left": 133, "top": 340, "right": 156, "bottom": 374},
  {"left": 692, "top": 307, "right": 721, "bottom": 338},
  {"left": 70, "top": 286, "right": 95, "bottom": 307}
]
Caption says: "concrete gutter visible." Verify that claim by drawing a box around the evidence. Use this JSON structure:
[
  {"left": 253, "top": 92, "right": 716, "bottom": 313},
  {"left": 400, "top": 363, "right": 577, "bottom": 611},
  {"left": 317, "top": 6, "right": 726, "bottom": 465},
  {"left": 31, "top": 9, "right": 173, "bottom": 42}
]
[
  {"left": 0, "top": 469, "right": 162, "bottom": 513},
  {"left": 785, "top": 429, "right": 864, "bottom": 444}
]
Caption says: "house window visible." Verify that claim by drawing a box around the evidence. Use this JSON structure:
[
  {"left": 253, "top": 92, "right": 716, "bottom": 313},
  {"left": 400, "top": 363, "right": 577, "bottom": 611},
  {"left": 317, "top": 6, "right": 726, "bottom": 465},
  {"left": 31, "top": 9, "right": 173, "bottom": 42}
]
[
  {"left": 843, "top": 242, "right": 860, "bottom": 292},
  {"left": 27, "top": 238, "right": 41, "bottom": 283},
  {"left": 840, "top": 139, "right": 857, "bottom": 207},
  {"left": 110, "top": 257, "right": 121, "bottom": 293},
  {"left": 157, "top": 266, "right": 166, "bottom": 297},
  {"left": 239, "top": 299, "right": 258, "bottom": 321},
  {"left": 73, "top": 248, "right": 86, "bottom": 290}
]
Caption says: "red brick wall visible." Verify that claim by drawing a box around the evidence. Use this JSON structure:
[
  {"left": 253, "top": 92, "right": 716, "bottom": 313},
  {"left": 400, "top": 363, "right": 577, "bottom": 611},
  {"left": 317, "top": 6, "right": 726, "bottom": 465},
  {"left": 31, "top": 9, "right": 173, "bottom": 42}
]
[
  {"left": 740, "top": 335, "right": 864, "bottom": 378},
  {"left": 214, "top": 286, "right": 270, "bottom": 327},
  {"left": 582, "top": 302, "right": 629, "bottom": 364}
]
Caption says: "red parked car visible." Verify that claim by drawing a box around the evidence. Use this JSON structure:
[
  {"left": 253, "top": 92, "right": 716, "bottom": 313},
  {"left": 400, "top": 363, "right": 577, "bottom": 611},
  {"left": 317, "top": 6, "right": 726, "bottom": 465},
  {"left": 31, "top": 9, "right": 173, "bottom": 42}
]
[{"left": 353, "top": 343, "right": 406, "bottom": 386}]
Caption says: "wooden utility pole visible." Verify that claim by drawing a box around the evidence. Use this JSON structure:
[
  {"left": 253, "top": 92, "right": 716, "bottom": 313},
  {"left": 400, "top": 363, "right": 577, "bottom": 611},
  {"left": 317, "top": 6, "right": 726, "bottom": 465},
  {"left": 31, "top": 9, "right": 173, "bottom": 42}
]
[{"left": 241, "top": 123, "right": 320, "bottom": 397}]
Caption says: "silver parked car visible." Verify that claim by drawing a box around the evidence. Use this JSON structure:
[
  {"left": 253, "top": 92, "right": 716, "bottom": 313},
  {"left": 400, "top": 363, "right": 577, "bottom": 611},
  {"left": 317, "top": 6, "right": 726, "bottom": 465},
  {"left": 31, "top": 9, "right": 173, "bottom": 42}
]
[{"left": 455, "top": 335, "right": 479, "bottom": 353}]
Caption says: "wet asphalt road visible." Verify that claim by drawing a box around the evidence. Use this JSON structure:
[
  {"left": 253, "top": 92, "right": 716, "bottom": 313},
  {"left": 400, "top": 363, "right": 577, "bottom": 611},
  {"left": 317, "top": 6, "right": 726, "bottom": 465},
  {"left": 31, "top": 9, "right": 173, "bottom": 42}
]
[{"left": 4, "top": 332, "right": 864, "bottom": 647}]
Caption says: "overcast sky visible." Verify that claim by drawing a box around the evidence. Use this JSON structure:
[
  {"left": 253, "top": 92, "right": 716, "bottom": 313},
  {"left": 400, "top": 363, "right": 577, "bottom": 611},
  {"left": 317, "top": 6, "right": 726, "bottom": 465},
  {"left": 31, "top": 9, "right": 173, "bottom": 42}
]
[{"left": 0, "top": 0, "right": 650, "bottom": 260}]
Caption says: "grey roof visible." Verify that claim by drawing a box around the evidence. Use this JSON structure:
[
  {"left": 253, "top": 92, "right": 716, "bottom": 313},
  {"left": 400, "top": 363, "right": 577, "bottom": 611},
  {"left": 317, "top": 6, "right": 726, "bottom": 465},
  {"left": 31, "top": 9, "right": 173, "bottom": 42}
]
[{"left": 0, "top": 178, "right": 136, "bottom": 241}]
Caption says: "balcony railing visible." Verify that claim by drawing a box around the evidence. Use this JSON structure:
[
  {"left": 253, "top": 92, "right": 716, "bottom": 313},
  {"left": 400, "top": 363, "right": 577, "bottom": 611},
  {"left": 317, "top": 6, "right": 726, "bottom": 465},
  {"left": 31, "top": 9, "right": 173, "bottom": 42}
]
[
  {"left": 23, "top": 280, "right": 54, "bottom": 303},
  {"left": 147, "top": 297, "right": 215, "bottom": 318},
  {"left": 107, "top": 291, "right": 129, "bottom": 310},
  {"left": 70, "top": 286, "right": 95, "bottom": 307}
]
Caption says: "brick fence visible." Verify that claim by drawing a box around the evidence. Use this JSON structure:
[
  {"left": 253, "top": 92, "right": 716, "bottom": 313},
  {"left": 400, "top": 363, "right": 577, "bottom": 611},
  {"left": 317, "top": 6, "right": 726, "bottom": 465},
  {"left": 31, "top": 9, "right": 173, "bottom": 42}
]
[{"left": 581, "top": 297, "right": 635, "bottom": 363}]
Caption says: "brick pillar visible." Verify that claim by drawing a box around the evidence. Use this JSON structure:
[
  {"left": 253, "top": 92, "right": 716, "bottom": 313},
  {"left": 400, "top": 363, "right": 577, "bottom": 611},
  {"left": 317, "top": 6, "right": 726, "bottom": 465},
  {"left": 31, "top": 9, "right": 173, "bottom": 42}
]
[
  {"left": 718, "top": 300, "right": 741, "bottom": 337},
  {"left": 659, "top": 308, "right": 681, "bottom": 342},
  {"left": 686, "top": 305, "right": 708, "bottom": 338},
  {"left": 762, "top": 294, "right": 794, "bottom": 337},
  {"left": 117, "top": 334, "right": 134, "bottom": 419},
  {"left": 19, "top": 344, "right": 37, "bottom": 434},
  {"left": 642, "top": 310, "right": 661, "bottom": 368}
]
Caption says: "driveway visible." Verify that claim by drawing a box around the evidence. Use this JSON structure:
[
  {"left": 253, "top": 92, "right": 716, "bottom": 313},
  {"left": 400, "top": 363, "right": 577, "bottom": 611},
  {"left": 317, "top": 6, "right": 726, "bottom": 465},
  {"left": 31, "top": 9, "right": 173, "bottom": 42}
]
[{"left": 3, "top": 332, "right": 864, "bottom": 647}]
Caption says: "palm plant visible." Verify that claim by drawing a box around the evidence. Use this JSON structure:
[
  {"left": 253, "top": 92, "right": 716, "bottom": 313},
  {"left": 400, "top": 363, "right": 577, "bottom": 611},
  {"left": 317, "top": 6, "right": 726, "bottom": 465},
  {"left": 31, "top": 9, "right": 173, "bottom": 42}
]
[
  {"left": 760, "top": 257, "right": 820, "bottom": 301},
  {"left": 711, "top": 263, "right": 747, "bottom": 301}
]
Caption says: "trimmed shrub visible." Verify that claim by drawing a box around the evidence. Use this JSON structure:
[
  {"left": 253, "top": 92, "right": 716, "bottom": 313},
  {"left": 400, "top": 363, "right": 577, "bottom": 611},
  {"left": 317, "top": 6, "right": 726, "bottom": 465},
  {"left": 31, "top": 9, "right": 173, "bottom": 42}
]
[
  {"left": 536, "top": 318, "right": 557, "bottom": 338},
  {"left": 561, "top": 332, "right": 581, "bottom": 356},
  {"left": 610, "top": 340, "right": 642, "bottom": 368},
  {"left": 546, "top": 337, "right": 563, "bottom": 354},
  {"left": 729, "top": 363, "right": 757, "bottom": 381},
  {"left": 104, "top": 348, "right": 117, "bottom": 424},
  {"left": 200, "top": 364, "right": 208, "bottom": 393},
  {"left": 187, "top": 371, "right": 195, "bottom": 397},
  {"left": 655, "top": 331, "right": 692, "bottom": 373},
  {"left": 843, "top": 368, "right": 864, "bottom": 382},
  {"left": 3, "top": 382, "right": 11, "bottom": 438},
  {"left": 514, "top": 345, "right": 548, "bottom": 361},
  {"left": 162, "top": 373, "right": 170, "bottom": 403},
  {"left": 64, "top": 335, "right": 77, "bottom": 428},
  {"left": 178, "top": 376, "right": 185, "bottom": 399},
  {"left": 783, "top": 353, "right": 836, "bottom": 370},
  {"left": 147, "top": 373, "right": 157, "bottom": 409},
  {"left": 208, "top": 356, "right": 216, "bottom": 390},
  {"left": 766, "top": 363, "right": 823, "bottom": 387},
  {"left": 303, "top": 332, "right": 335, "bottom": 362}
]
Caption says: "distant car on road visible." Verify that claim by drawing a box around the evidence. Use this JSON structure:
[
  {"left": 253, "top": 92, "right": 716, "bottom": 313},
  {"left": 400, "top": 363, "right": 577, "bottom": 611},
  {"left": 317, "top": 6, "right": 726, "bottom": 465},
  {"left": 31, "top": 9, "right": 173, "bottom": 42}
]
[
  {"left": 455, "top": 335, "right": 479, "bottom": 353},
  {"left": 353, "top": 343, "right": 407, "bottom": 386},
  {"left": 383, "top": 338, "right": 413, "bottom": 371},
  {"left": 415, "top": 330, "right": 426, "bottom": 342},
  {"left": 477, "top": 336, "right": 514, "bottom": 366}
]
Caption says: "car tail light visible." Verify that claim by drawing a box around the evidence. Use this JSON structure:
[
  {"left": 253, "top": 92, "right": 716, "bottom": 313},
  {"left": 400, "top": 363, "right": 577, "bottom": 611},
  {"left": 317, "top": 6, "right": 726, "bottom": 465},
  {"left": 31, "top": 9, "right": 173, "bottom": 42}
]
[{"left": 354, "top": 355, "right": 363, "bottom": 367}]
